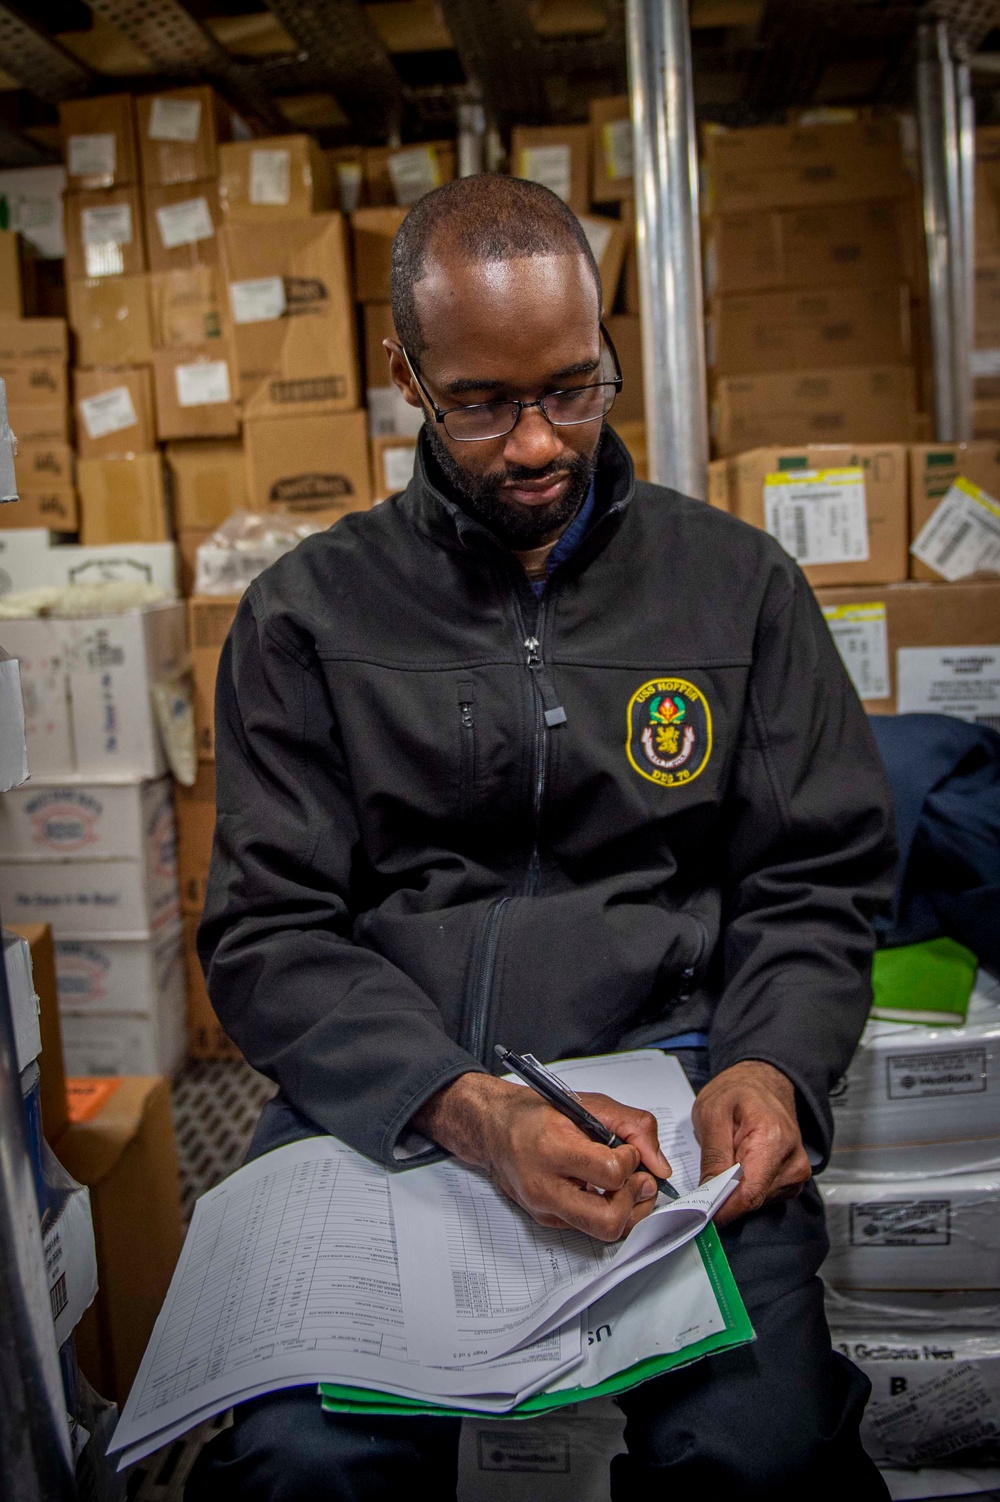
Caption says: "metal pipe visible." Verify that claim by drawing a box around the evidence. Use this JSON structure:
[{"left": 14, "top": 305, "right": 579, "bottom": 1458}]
[
  {"left": 625, "top": 0, "right": 708, "bottom": 498},
  {"left": 457, "top": 92, "right": 486, "bottom": 178},
  {"left": 0, "top": 919, "right": 75, "bottom": 1500},
  {"left": 917, "top": 21, "right": 962, "bottom": 441},
  {"left": 956, "top": 58, "right": 976, "bottom": 441}
]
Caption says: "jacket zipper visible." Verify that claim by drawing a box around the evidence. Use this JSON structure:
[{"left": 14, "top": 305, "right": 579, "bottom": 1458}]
[
  {"left": 514, "top": 594, "right": 566, "bottom": 895},
  {"left": 677, "top": 917, "right": 708, "bottom": 1002},
  {"left": 458, "top": 683, "right": 475, "bottom": 822},
  {"left": 464, "top": 896, "right": 510, "bottom": 1065}
]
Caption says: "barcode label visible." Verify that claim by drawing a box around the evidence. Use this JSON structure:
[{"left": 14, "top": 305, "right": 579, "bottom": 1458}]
[
  {"left": 822, "top": 602, "right": 890, "bottom": 700},
  {"left": 49, "top": 1271, "right": 68, "bottom": 1319},
  {"left": 910, "top": 476, "right": 1000, "bottom": 581},
  {"left": 897, "top": 647, "right": 1000, "bottom": 722},
  {"left": 764, "top": 468, "right": 869, "bottom": 566}
]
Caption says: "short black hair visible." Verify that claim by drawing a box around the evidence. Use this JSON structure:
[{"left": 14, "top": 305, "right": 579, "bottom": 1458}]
[{"left": 390, "top": 173, "right": 602, "bottom": 357}]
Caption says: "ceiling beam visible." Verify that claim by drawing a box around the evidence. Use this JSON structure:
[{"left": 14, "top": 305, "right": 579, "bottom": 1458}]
[
  {"left": 263, "top": 0, "right": 407, "bottom": 140},
  {"left": 0, "top": 5, "right": 92, "bottom": 102}
]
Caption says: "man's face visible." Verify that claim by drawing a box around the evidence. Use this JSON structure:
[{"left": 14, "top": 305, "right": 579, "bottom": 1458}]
[{"left": 386, "top": 252, "right": 606, "bottom": 547}]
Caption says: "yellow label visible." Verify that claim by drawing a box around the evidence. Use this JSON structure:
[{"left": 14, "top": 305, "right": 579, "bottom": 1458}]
[
  {"left": 955, "top": 474, "right": 1000, "bottom": 519},
  {"left": 821, "top": 602, "right": 886, "bottom": 623},
  {"left": 765, "top": 467, "right": 864, "bottom": 488}
]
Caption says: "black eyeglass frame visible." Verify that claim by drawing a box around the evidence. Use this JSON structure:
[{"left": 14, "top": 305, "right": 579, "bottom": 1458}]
[{"left": 400, "top": 321, "right": 624, "bottom": 442}]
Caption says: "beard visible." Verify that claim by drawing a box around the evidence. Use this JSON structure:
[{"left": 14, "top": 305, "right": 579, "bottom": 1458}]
[{"left": 422, "top": 419, "right": 599, "bottom": 548}]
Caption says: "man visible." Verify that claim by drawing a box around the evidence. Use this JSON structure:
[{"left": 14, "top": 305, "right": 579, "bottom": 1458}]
[{"left": 189, "top": 174, "right": 895, "bottom": 1499}]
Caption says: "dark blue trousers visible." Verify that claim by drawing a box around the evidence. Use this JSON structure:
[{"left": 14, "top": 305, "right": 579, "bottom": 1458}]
[{"left": 186, "top": 1053, "right": 888, "bottom": 1501}]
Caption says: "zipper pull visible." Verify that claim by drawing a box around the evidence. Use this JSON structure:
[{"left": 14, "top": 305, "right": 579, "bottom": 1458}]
[
  {"left": 460, "top": 702, "right": 474, "bottom": 728},
  {"left": 523, "top": 637, "right": 567, "bottom": 727}
]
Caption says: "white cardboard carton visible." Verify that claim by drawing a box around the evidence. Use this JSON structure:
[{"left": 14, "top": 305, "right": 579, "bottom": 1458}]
[
  {"left": 0, "top": 648, "right": 29, "bottom": 790},
  {"left": 825, "top": 1283, "right": 1000, "bottom": 1332},
  {"left": 58, "top": 983, "right": 186, "bottom": 1076},
  {"left": 54, "top": 923, "right": 184, "bottom": 1018},
  {"left": 822, "top": 1169, "right": 1000, "bottom": 1290},
  {"left": 1, "top": 601, "right": 186, "bottom": 777},
  {"left": 43, "top": 1177, "right": 98, "bottom": 1347},
  {"left": 0, "top": 851, "right": 179, "bottom": 938},
  {"left": 832, "top": 1331, "right": 1000, "bottom": 1467},
  {"left": 2, "top": 927, "right": 41, "bottom": 1071},
  {"left": 0, "top": 532, "right": 178, "bottom": 597},
  {"left": 458, "top": 1399, "right": 625, "bottom": 1502},
  {"left": 0, "top": 775, "right": 173, "bottom": 860},
  {"left": 0, "top": 529, "right": 52, "bottom": 596}
]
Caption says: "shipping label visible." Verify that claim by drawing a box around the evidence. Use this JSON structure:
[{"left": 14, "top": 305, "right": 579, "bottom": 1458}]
[
  {"left": 67, "top": 133, "right": 116, "bottom": 179},
  {"left": 822, "top": 602, "right": 890, "bottom": 700},
  {"left": 250, "top": 148, "right": 291, "bottom": 206},
  {"left": 972, "top": 348, "right": 1000, "bottom": 377},
  {"left": 155, "top": 196, "right": 214, "bottom": 249},
  {"left": 849, "top": 1199, "right": 951, "bottom": 1247},
  {"left": 910, "top": 476, "right": 1000, "bottom": 581},
  {"left": 886, "top": 1048, "right": 987, "bottom": 1099},
  {"left": 388, "top": 146, "right": 441, "bottom": 206},
  {"left": 382, "top": 444, "right": 416, "bottom": 493},
  {"left": 80, "top": 202, "right": 133, "bottom": 247},
  {"left": 862, "top": 1363, "right": 1000, "bottom": 1465},
  {"left": 175, "top": 360, "right": 231, "bottom": 408},
  {"left": 520, "top": 145, "right": 572, "bottom": 203},
  {"left": 896, "top": 647, "right": 1000, "bottom": 726},
  {"left": 602, "top": 119, "right": 634, "bottom": 181},
  {"left": 78, "top": 385, "right": 138, "bottom": 440},
  {"left": 335, "top": 161, "right": 363, "bottom": 214},
  {"left": 229, "top": 276, "right": 287, "bottom": 325},
  {"left": 148, "top": 97, "right": 202, "bottom": 143},
  {"left": 763, "top": 467, "right": 869, "bottom": 566}
]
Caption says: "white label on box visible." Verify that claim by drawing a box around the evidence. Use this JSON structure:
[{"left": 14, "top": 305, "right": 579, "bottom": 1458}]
[
  {"left": 388, "top": 146, "right": 441, "bottom": 206},
  {"left": 822, "top": 602, "right": 891, "bottom": 701},
  {"left": 602, "top": 118, "right": 634, "bottom": 181},
  {"left": 229, "top": 275, "right": 286, "bottom": 325},
  {"left": 972, "top": 348, "right": 1000, "bottom": 378},
  {"left": 80, "top": 201, "right": 132, "bottom": 247},
  {"left": 910, "top": 477, "right": 1000, "bottom": 581},
  {"left": 367, "top": 386, "right": 426, "bottom": 439},
  {"left": 155, "top": 195, "right": 214, "bottom": 249},
  {"left": 250, "top": 148, "right": 291, "bottom": 205},
  {"left": 148, "top": 96, "right": 202, "bottom": 143},
  {"left": 848, "top": 1199, "right": 950, "bottom": 1247},
  {"left": 336, "top": 161, "right": 363, "bottom": 214},
  {"left": 886, "top": 1048, "right": 987, "bottom": 1099},
  {"left": 580, "top": 215, "right": 614, "bottom": 264},
  {"left": 175, "top": 360, "right": 231, "bottom": 408},
  {"left": 763, "top": 467, "right": 869, "bottom": 566},
  {"left": 78, "top": 385, "right": 138, "bottom": 441},
  {"left": 67, "top": 133, "right": 116, "bottom": 179},
  {"left": 897, "top": 646, "right": 1000, "bottom": 724},
  {"left": 520, "top": 144, "right": 572, "bottom": 203},
  {"left": 382, "top": 444, "right": 416, "bottom": 493},
  {"left": 862, "top": 1362, "right": 1000, "bottom": 1466}
]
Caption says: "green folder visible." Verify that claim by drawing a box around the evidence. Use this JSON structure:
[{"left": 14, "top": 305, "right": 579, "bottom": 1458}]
[
  {"left": 319, "top": 1224, "right": 753, "bottom": 1420},
  {"left": 870, "top": 937, "right": 978, "bottom": 1026}
]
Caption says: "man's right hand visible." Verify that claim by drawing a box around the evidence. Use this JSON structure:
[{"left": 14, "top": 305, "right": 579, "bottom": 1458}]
[{"left": 413, "top": 1072, "right": 673, "bottom": 1242}]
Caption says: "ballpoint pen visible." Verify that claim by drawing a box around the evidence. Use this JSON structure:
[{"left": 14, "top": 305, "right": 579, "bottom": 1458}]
[{"left": 495, "top": 1044, "right": 680, "bottom": 1200}]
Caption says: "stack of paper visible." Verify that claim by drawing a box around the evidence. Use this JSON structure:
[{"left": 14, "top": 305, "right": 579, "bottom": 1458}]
[{"left": 109, "top": 1052, "right": 751, "bottom": 1467}]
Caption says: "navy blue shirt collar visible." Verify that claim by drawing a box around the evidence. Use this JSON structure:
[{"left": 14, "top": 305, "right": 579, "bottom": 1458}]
[{"left": 529, "top": 479, "right": 596, "bottom": 597}]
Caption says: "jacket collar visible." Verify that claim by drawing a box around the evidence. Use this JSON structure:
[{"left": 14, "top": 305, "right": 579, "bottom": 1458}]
[{"left": 401, "top": 423, "right": 637, "bottom": 568}]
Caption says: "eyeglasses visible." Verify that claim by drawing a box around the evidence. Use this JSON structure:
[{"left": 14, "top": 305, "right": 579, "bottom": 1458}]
[{"left": 402, "top": 323, "right": 623, "bottom": 442}]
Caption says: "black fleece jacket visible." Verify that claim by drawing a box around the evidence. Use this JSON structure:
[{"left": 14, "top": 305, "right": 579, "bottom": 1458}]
[{"left": 199, "top": 428, "right": 896, "bottom": 1169}]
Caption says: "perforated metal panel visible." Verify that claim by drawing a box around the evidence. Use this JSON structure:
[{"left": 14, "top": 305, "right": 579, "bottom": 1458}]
[
  {"left": 0, "top": 5, "right": 91, "bottom": 101},
  {"left": 264, "top": 0, "right": 407, "bottom": 138},
  {"left": 170, "top": 1056, "right": 276, "bottom": 1225}
]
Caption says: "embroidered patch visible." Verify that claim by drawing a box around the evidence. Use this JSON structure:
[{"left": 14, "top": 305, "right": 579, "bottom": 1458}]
[{"left": 626, "top": 677, "right": 713, "bottom": 787}]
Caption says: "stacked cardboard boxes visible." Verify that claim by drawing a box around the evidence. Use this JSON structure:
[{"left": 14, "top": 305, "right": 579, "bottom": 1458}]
[
  {"left": 702, "top": 116, "right": 922, "bottom": 456},
  {"left": 1, "top": 317, "right": 77, "bottom": 530}
]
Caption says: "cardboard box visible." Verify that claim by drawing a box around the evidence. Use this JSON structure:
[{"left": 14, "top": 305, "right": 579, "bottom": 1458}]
[
  {"left": 822, "top": 1169, "right": 1000, "bottom": 1291},
  {"left": 712, "top": 365, "right": 917, "bottom": 457},
  {"left": 59, "top": 95, "right": 138, "bottom": 191},
  {"left": 0, "top": 639, "right": 29, "bottom": 791},
  {"left": 7, "top": 922, "right": 67, "bottom": 1142},
  {"left": 974, "top": 400, "right": 1000, "bottom": 441},
  {"left": 43, "top": 1171, "right": 98, "bottom": 1348},
  {"left": 244, "top": 409, "right": 372, "bottom": 519},
  {"left": 610, "top": 419, "right": 647, "bottom": 483},
  {"left": 363, "top": 141, "right": 456, "bottom": 207},
  {"left": 325, "top": 146, "right": 364, "bottom": 214},
  {"left": 975, "top": 260, "right": 1000, "bottom": 349},
  {"left": 621, "top": 197, "right": 640, "bottom": 315},
  {"left": 728, "top": 444, "right": 909, "bottom": 587},
  {"left": 604, "top": 314, "right": 644, "bottom": 425},
  {"left": 55, "top": 923, "right": 184, "bottom": 1019},
  {"left": 63, "top": 186, "right": 146, "bottom": 281},
  {"left": 218, "top": 136, "right": 332, "bottom": 221},
  {"left": 908, "top": 442, "right": 1000, "bottom": 580},
  {"left": 0, "top": 354, "right": 68, "bottom": 408},
  {"left": 11, "top": 438, "right": 73, "bottom": 490},
  {"left": 704, "top": 199, "right": 913, "bottom": 299},
  {"left": 77, "top": 452, "right": 170, "bottom": 544},
  {"left": 56, "top": 1075, "right": 185, "bottom": 1403},
  {"left": 0, "top": 851, "right": 179, "bottom": 938},
  {"left": 0, "top": 166, "right": 67, "bottom": 261},
  {"left": 59, "top": 994, "right": 184, "bottom": 1077},
  {"left": 0, "top": 775, "right": 173, "bottom": 860},
  {"left": 0, "top": 230, "right": 25, "bottom": 316},
  {"left": 702, "top": 118, "right": 908, "bottom": 214},
  {"left": 512, "top": 125, "right": 591, "bottom": 215},
  {"left": 977, "top": 159, "right": 1000, "bottom": 260},
  {"left": 0, "top": 532, "right": 176, "bottom": 595},
  {"left": 184, "top": 914, "right": 241, "bottom": 1059},
  {"left": 73, "top": 364, "right": 156, "bottom": 459},
  {"left": 142, "top": 179, "right": 221, "bottom": 274},
  {"left": 151, "top": 344, "right": 239, "bottom": 439},
  {"left": 136, "top": 86, "right": 229, "bottom": 188},
  {"left": 458, "top": 1399, "right": 625, "bottom": 1502},
  {"left": 6, "top": 400, "right": 70, "bottom": 443},
  {"left": 815, "top": 579, "right": 1000, "bottom": 716},
  {"left": 2, "top": 490, "right": 77, "bottom": 531},
  {"left": 3, "top": 926, "right": 42, "bottom": 1071},
  {"left": 176, "top": 527, "right": 209, "bottom": 594},
  {"left": 67, "top": 275, "right": 154, "bottom": 366},
  {"left": 165, "top": 438, "right": 247, "bottom": 529},
  {"left": 222, "top": 213, "right": 359, "bottom": 418},
  {"left": 362, "top": 302, "right": 424, "bottom": 438},
  {"left": 579, "top": 214, "right": 628, "bottom": 312},
  {"left": 351, "top": 207, "right": 408, "bottom": 303},
  {"left": 0, "top": 601, "right": 186, "bottom": 777},
  {"left": 590, "top": 95, "right": 632, "bottom": 204},
  {"left": 188, "top": 595, "right": 240, "bottom": 759},
  {"left": 708, "top": 284, "right": 911, "bottom": 377},
  {"left": 371, "top": 434, "right": 416, "bottom": 500},
  {"left": 149, "top": 265, "right": 223, "bottom": 348},
  {"left": 175, "top": 762, "right": 215, "bottom": 913},
  {"left": 707, "top": 456, "right": 730, "bottom": 510},
  {"left": 0, "top": 317, "right": 68, "bottom": 362}
]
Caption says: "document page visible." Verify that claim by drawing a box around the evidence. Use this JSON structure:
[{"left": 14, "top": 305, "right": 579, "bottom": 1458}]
[
  {"left": 392, "top": 1050, "right": 740, "bottom": 1366},
  {"left": 110, "top": 1137, "right": 581, "bottom": 1467}
]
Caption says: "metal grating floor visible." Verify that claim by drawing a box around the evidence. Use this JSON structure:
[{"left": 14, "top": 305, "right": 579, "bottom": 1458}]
[{"left": 170, "top": 1056, "right": 277, "bottom": 1225}]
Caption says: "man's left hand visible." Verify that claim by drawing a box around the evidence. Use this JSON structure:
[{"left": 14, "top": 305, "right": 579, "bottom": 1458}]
[{"left": 692, "top": 1060, "right": 812, "bottom": 1227}]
